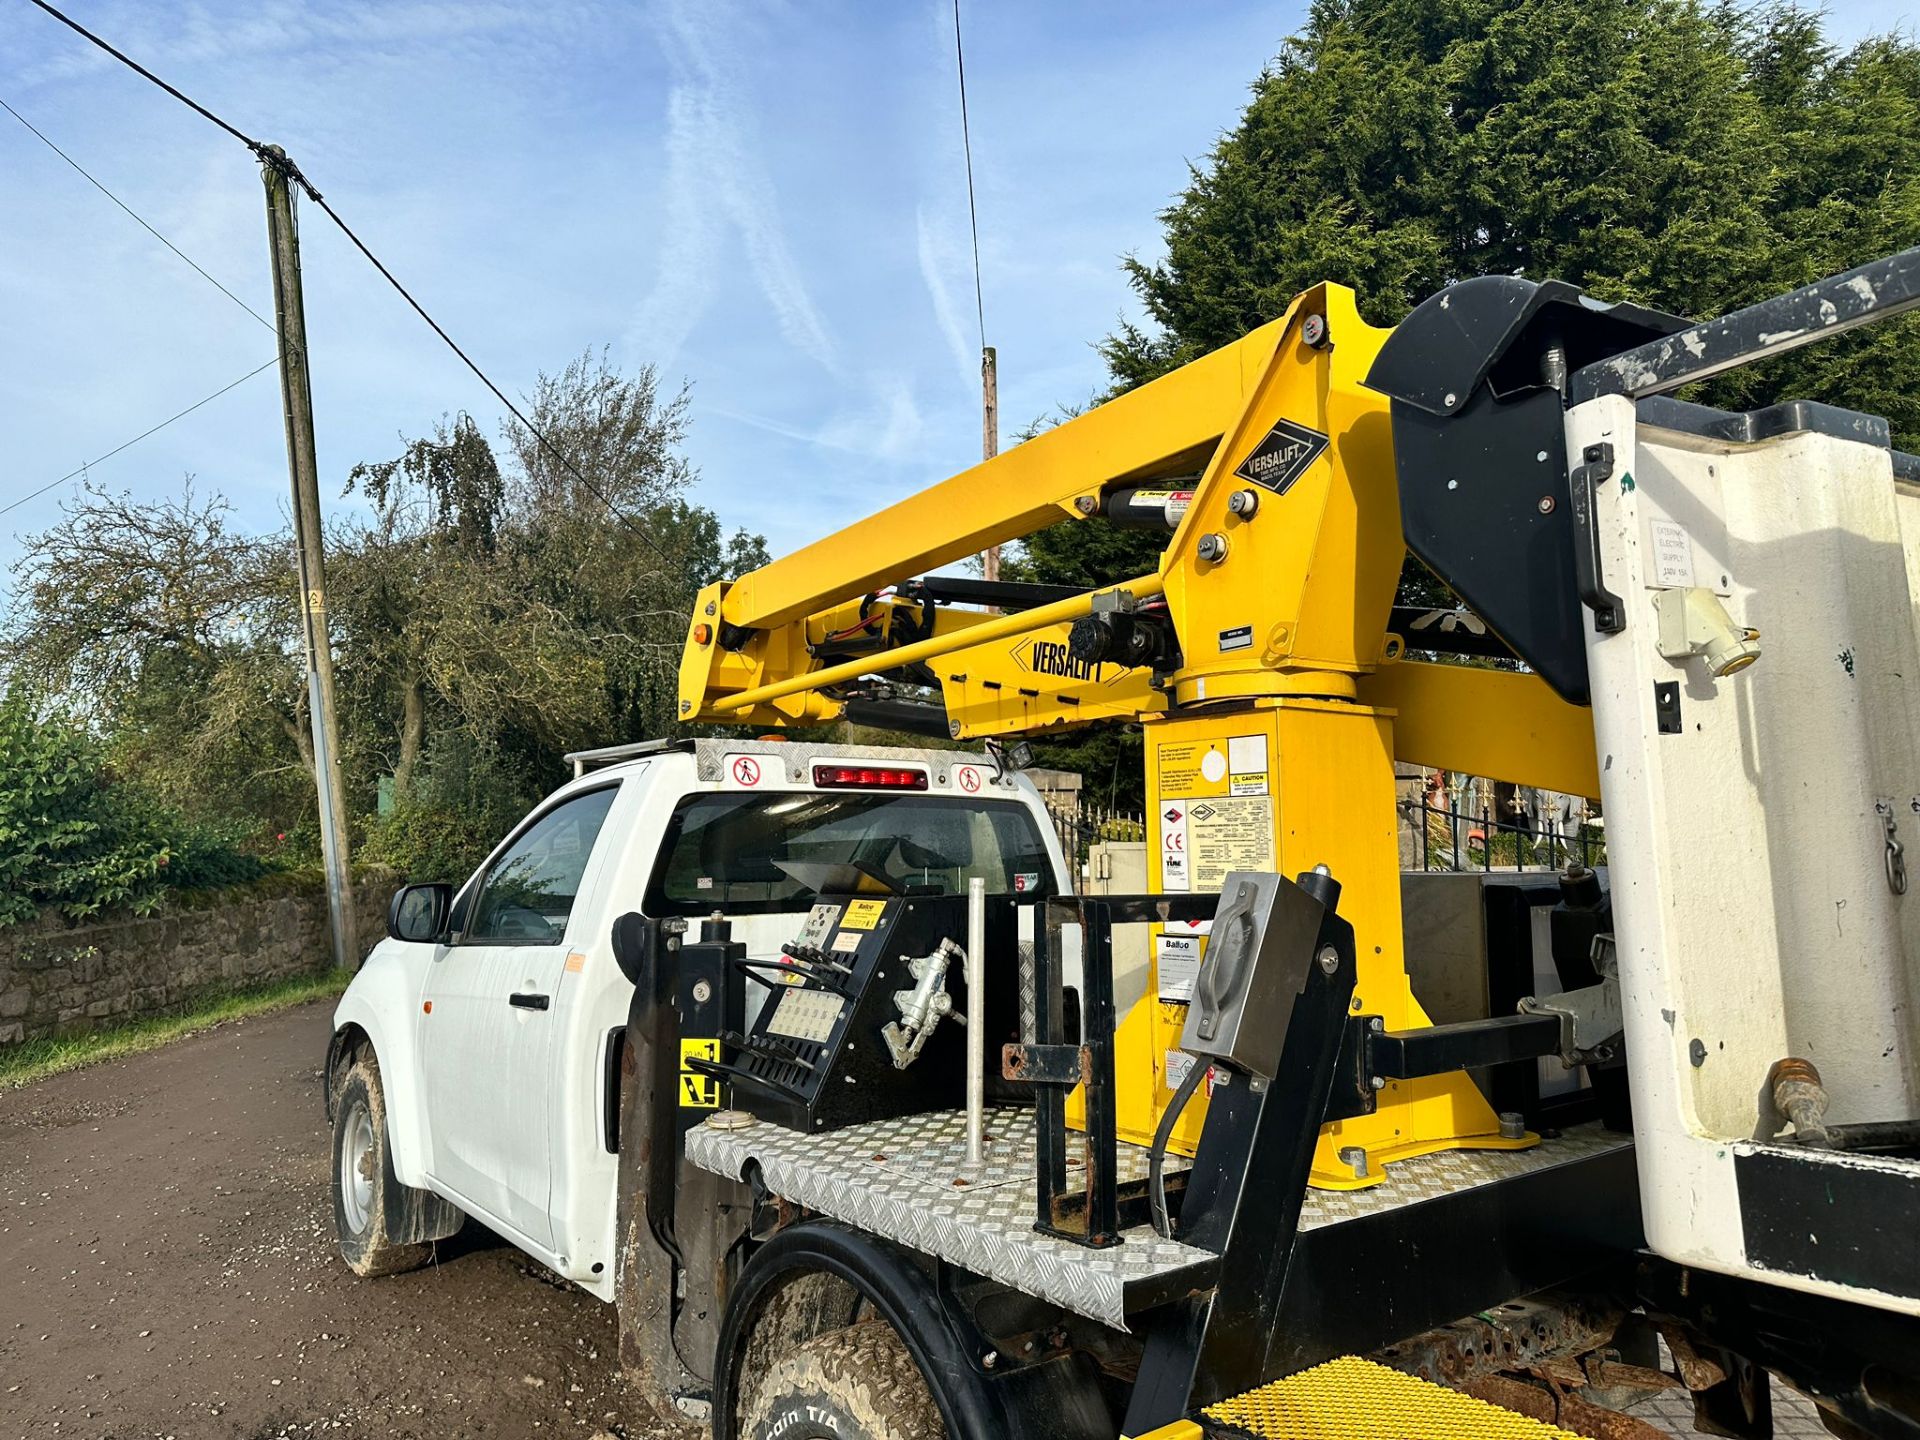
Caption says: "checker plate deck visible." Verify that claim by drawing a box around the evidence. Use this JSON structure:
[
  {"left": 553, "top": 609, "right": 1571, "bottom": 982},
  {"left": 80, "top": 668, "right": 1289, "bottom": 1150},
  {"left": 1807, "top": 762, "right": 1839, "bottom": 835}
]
[{"left": 684, "top": 1108, "right": 1630, "bottom": 1330}]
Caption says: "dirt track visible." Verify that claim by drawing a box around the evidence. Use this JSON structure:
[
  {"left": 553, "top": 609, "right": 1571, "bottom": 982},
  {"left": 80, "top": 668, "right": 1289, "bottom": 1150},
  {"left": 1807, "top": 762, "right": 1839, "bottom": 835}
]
[
  {"left": 0, "top": 1001, "right": 1828, "bottom": 1440},
  {"left": 0, "top": 1000, "right": 666, "bottom": 1440}
]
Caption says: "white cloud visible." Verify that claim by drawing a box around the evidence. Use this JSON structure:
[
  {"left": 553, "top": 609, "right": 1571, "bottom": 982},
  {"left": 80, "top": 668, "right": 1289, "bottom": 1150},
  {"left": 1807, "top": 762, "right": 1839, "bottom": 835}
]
[
  {"left": 916, "top": 203, "right": 978, "bottom": 392},
  {"left": 626, "top": 0, "right": 838, "bottom": 375}
]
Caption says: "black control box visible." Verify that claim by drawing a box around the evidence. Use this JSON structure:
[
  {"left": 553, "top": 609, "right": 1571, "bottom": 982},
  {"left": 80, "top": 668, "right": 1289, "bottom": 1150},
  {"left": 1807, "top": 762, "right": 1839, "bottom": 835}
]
[{"left": 717, "top": 892, "right": 1022, "bottom": 1133}]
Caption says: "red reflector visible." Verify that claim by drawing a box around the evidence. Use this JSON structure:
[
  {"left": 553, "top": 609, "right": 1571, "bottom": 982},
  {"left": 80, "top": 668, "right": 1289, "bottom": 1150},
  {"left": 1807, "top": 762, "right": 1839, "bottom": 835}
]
[{"left": 813, "top": 763, "right": 928, "bottom": 791}]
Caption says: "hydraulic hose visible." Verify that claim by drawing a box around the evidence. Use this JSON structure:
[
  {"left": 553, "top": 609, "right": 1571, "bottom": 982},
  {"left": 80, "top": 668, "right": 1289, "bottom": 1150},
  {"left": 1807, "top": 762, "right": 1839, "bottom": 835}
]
[{"left": 1148, "top": 1058, "right": 1209, "bottom": 1239}]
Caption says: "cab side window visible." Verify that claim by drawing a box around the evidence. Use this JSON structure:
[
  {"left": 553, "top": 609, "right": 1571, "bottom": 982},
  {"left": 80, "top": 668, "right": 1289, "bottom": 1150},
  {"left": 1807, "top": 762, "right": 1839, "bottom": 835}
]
[{"left": 465, "top": 786, "right": 619, "bottom": 945}]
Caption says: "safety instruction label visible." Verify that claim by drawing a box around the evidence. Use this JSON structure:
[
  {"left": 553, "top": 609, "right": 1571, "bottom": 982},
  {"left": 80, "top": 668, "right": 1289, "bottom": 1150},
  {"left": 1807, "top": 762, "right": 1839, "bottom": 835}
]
[
  {"left": 1187, "top": 796, "right": 1275, "bottom": 890},
  {"left": 679, "top": 1037, "right": 721, "bottom": 1108},
  {"left": 1227, "top": 734, "right": 1269, "bottom": 796},
  {"left": 1157, "top": 731, "right": 1273, "bottom": 891},
  {"left": 1157, "top": 931, "right": 1203, "bottom": 1003},
  {"left": 841, "top": 899, "right": 888, "bottom": 930}
]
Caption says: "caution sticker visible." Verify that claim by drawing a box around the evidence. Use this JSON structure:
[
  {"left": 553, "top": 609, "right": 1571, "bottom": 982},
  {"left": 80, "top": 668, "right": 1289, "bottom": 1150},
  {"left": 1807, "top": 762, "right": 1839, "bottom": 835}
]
[
  {"left": 841, "top": 899, "right": 888, "bottom": 930},
  {"left": 679, "top": 1037, "right": 721, "bottom": 1108}
]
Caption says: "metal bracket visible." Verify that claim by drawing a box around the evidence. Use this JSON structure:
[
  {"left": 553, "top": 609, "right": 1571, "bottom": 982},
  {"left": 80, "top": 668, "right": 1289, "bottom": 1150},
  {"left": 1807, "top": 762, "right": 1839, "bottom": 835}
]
[
  {"left": 1568, "top": 442, "right": 1625, "bottom": 634},
  {"left": 1520, "top": 935, "right": 1624, "bottom": 1064},
  {"left": 1001, "top": 1042, "right": 1092, "bottom": 1087}
]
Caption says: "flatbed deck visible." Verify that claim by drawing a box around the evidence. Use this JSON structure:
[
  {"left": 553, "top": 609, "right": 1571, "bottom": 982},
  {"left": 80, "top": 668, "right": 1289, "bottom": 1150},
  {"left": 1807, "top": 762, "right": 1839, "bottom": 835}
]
[{"left": 685, "top": 1107, "right": 1631, "bottom": 1330}]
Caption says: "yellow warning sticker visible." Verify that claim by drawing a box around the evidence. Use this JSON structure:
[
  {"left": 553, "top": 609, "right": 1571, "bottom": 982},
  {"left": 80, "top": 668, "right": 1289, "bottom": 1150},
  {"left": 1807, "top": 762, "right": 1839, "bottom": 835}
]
[
  {"left": 679, "top": 1037, "right": 720, "bottom": 1108},
  {"left": 841, "top": 899, "right": 888, "bottom": 930},
  {"left": 1157, "top": 739, "right": 1229, "bottom": 799}
]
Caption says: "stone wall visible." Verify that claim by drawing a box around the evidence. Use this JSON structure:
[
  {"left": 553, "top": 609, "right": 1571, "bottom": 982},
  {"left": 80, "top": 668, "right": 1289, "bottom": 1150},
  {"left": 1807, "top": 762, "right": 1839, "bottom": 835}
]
[{"left": 0, "top": 872, "right": 393, "bottom": 1047}]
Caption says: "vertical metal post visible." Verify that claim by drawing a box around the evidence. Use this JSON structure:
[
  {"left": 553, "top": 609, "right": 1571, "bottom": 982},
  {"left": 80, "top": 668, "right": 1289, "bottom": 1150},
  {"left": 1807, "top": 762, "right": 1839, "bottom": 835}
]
[
  {"left": 966, "top": 876, "right": 986, "bottom": 1166},
  {"left": 980, "top": 345, "right": 1000, "bottom": 583},
  {"left": 263, "top": 146, "right": 357, "bottom": 970}
]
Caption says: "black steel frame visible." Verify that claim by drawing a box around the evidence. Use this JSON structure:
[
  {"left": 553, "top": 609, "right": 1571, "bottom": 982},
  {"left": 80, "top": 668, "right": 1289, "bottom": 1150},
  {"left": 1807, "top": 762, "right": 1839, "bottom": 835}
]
[{"left": 1008, "top": 892, "right": 1220, "bottom": 1247}]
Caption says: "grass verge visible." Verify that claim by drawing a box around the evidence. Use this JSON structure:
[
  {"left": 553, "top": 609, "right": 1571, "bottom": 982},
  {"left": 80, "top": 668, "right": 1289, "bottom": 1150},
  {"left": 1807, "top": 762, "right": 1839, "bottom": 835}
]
[{"left": 0, "top": 969, "right": 349, "bottom": 1088}]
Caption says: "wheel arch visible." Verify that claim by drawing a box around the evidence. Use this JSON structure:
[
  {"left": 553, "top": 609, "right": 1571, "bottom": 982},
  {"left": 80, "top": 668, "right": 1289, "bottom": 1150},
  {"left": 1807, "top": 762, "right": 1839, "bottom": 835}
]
[
  {"left": 715, "top": 1220, "right": 1006, "bottom": 1440},
  {"left": 327, "top": 975, "right": 431, "bottom": 1191}
]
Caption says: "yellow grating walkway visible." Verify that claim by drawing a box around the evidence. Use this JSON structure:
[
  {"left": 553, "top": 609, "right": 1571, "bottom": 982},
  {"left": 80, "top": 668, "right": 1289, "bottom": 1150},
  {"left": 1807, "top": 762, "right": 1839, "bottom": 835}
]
[{"left": 1195, "top": 1356, "right": 1582, "bottom": 1440}]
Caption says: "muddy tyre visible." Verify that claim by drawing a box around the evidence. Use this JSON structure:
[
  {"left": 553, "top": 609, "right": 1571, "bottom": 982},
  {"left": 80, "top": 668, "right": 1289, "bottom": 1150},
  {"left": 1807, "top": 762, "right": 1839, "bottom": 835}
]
[
  {"left": 739, "top": 1320, "right": 945, "bottom": 1440},
  {"left": 330, "top": 1055, "right": 434, "bottom": 1278}
]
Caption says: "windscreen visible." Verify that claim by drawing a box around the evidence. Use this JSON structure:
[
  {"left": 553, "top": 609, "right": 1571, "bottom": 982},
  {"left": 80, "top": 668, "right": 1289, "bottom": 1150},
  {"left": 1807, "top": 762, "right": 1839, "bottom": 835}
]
[{"left": 644, "top": 791, "right": 1056, "bottom": 916}]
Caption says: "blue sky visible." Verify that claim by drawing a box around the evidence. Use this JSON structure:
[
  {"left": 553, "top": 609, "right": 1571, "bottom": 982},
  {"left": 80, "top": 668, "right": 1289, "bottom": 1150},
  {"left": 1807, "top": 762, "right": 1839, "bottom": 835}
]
[{"left": 1, "top": 0, "right": 1913, "bottom": 584}]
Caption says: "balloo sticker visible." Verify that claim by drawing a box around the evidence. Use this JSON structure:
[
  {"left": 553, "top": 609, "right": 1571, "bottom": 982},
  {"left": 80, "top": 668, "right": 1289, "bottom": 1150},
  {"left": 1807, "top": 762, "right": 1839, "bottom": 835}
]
[{"left": 1200, "top": 750, "right": 1228, "bottom": 784}]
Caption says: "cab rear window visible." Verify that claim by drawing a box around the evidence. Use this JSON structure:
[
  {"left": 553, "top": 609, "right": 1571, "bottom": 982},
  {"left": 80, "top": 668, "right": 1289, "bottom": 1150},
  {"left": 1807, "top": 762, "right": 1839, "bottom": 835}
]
[{"left": 644, "top": 792, "right": 1055, "bottom": 916}]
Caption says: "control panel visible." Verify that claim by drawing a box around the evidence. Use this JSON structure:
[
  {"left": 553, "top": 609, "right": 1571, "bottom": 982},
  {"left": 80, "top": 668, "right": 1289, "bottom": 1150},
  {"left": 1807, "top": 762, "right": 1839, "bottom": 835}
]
[{"left": 713, "top": 891, "right": 1021, "bottom": 1133}]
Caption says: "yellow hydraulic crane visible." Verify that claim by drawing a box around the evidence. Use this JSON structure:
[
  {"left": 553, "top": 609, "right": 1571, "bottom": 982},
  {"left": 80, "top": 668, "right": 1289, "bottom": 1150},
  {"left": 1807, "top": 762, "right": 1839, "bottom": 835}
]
[{"left": 677, "top": 282, "right": 1599, "bottom": 1187}]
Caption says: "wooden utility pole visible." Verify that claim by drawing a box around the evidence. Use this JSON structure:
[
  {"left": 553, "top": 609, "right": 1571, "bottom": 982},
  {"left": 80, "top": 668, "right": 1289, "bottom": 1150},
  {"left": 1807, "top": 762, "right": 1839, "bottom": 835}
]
[
  {"left": 980, "top": 345, "right": 1000, "bottom": 581},
  {"left": 262, "top": 145, "right": 357, "bottom": 970}
]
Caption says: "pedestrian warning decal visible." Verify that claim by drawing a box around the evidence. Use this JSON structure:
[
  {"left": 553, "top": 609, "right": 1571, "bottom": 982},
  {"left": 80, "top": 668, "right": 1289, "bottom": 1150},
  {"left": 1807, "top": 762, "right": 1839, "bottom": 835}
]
[
  {"left": 1235, "top": 419, "right": 1329, "bottom": 495},
  {"left": 679, "top": 1037, "right": 721, "bottom": 1108}
]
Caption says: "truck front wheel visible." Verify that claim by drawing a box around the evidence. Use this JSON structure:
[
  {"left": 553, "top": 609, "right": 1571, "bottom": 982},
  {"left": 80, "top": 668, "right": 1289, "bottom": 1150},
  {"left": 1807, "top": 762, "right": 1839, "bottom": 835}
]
[
  {"left": 739, "top": 1320, "right": 946, "bottom": 1440},
  {"left": 330, "top": 1055, "right": 435, "bottom": 1278}
]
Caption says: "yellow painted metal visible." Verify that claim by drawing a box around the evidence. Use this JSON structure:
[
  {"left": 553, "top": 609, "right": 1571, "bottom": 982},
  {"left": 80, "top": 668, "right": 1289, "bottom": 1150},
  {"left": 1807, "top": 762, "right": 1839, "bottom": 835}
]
[
  {"left": 718, "top": 320, "right": 1284, "bottom": 632},
  {"left": 1158, "top": 284, "right": 1404, "bottom": 700},
  {"left": 1358, "top": 658, "right": 1600, "bottom": 799},
  {"left": 1197, "top": 1356, "right": 1583, "bottom": 1439},
  {"left": 1087, "top": 702, "right": 1531, "bottom": 1187},
  {"left": 702, "top": 575, "right": 1164, "bottom": 717},
  {"left": 1126, "top": 1422, "right": 1204, "bottom": 1440},
  {"left": 682, "top": 280, "right": 1564, "bottom": 1188}
]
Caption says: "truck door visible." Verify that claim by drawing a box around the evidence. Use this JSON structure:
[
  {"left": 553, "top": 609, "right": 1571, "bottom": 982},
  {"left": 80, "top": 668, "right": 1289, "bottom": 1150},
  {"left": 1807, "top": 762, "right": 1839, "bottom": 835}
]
[{"left": 418, "top": 782, "right": 621, "bottom": 1250}]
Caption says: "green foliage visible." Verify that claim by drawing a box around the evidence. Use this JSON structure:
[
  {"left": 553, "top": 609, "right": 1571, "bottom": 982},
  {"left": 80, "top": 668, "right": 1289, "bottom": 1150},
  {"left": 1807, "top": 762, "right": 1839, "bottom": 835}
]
[
  {"left": 1107, "top": 0, "right": 1920, "bottom": 445},
  {"left": 357, "top": 733, "right": 534, "bottom": 883},
  {"left": 0, "top": 692, "right": 265, "bottom": 924},
  {"left": 3, "top": 350, "right": 766, "bottom": 878}
]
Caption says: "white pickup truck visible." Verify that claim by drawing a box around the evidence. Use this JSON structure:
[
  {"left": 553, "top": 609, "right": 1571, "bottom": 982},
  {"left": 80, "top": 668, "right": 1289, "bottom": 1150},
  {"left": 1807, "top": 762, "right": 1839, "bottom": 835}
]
[{"left": 324, "top": 737, "right": 1069, "bottom": 1299}]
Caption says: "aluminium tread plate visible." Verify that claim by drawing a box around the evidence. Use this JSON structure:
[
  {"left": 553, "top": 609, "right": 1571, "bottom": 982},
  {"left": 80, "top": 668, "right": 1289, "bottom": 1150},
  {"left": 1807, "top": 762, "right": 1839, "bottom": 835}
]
[
  {"left": 1297, "top": 1124, "right": 1631, "bottom": 1231},
  {"left": 684, "top": 1109, "right": 1631, "bottom": 1330}
]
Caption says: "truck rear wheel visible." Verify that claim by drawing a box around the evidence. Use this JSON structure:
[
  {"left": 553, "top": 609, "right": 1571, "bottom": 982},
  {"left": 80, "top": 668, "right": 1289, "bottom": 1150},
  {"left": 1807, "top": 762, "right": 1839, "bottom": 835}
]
[
  {"left": 330, "top": 1054, "right": 434, "bottom": 1278},
  {"left": 738, "top": 1320, "right": 946, "bottom": 1440}
]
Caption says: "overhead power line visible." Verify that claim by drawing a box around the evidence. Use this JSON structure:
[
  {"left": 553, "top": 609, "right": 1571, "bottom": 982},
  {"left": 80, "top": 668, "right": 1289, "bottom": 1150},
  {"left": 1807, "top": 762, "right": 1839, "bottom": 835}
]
[
  {"left": 1, "top": 357, "right": 279, "bottom": 518},
  {"left": 0, "top": 94, "right": 272, "bottom": 330},
  {"left": 20, "top": 0, "right": 673, "bottom": 565},
  {"left": 951, "top": 0, "right": 986, "bottom": 350}
]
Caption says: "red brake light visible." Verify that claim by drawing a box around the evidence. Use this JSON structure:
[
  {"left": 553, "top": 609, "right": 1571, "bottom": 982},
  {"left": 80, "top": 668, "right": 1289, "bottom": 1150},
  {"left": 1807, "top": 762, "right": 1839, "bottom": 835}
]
[{"left": 812, "top": 764, "right": 928, "bottom": 791}]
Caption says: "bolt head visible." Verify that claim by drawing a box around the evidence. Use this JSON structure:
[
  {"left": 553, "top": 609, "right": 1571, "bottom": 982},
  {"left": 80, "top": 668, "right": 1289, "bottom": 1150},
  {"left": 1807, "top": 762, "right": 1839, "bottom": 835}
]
[
  {"left": 1197, "top": 532, "right": 1229, "bottom": 563},
  {"left": 1316, "top": 946, "right": 1338, "bottom": 975},
  {"left": 1537, "top": 495, "right": 1556, "bottom": 514},
  {"left": 679, "top": 700, "right": 693, "bottom": 715},
  {"left": 1301, "top": 313, "right": 1330, "bottom": 349},
  {"left": 1075, "top": 495, "right": 1098, "bottom": 515},
  {"left": 1444, "top": 391, "right": 1458, "bottom": 407},
  {"left": 1370, "top": 1075, "right": 1387, "bottom": 1091}
]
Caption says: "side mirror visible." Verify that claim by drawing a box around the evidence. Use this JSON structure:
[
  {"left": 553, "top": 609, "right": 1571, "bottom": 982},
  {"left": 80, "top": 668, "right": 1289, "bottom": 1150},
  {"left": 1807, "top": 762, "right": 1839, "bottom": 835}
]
[{"left": 388, "top": 883, "right": 453, "bottom": 943}]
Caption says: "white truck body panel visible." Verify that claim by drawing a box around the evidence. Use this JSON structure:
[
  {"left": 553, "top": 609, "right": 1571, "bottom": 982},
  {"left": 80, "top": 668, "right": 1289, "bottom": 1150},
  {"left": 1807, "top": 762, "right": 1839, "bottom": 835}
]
[
  {"left": 1572, "top": 394, "right": 1920, "bottom": 1316},
  {"left": 336, "top": 740, "right": 1072, "bottom": 1301}
]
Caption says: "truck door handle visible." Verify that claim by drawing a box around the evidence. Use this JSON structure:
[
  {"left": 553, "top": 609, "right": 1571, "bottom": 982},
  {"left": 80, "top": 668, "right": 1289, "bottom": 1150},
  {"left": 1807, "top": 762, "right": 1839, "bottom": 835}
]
[{"left": 509, "top": 992, "right": 550, "bottom": 1011}]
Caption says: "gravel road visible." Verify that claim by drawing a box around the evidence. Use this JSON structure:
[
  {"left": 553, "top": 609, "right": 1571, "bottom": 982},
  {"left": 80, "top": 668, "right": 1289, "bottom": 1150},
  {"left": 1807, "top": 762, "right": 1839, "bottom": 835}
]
[
  {"left": 0, "top": 999, "right": 1828, "bottom": 1440},
  {"left": 0, "top": 1000, "right": 667, "bottom": 1440}
]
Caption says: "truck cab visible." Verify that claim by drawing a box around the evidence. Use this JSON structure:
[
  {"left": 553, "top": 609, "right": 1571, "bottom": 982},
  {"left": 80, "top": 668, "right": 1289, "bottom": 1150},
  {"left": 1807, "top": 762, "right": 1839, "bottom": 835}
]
[{"left": 323, "top": 738, "right": 1069, "bottom": 1297}]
